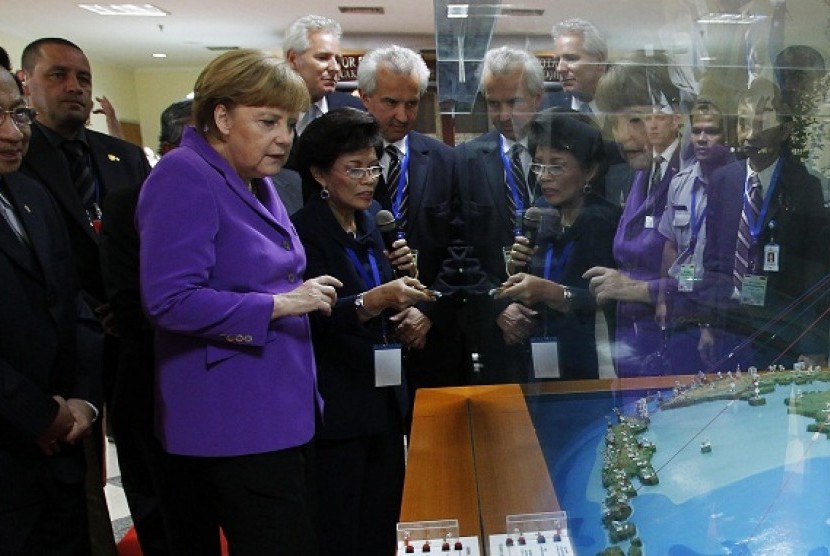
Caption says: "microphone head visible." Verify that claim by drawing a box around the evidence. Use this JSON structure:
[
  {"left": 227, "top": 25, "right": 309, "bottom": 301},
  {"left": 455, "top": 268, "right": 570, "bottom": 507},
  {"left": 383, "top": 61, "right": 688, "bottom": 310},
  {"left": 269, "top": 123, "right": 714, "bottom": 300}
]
[
  {"left": 375, "top": 209, "right": 397, "bottom": 232},
  {"left": 523, "top": 206, "right": 543, "bottom": 230}
]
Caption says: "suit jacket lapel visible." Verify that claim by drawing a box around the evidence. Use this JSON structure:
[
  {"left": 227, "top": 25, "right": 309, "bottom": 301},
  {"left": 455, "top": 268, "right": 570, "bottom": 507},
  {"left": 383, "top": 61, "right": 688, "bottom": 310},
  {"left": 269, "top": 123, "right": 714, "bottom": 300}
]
[
  {"left": 482, "top": 136, "right": 513, "bottom": 231},
  {"left": 0, "top": 175, "right": 44, "bottom": 283},
  {"left": 404, "top": 133, "right": 427, "bottom": 229}
]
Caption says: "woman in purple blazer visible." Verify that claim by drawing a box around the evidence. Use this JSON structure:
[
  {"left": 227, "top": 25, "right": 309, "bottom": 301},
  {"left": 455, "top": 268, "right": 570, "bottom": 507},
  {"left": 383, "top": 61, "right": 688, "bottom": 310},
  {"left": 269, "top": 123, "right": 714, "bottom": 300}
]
[{"left": 137, "top": 50, "right": 341, "bottom": 556}]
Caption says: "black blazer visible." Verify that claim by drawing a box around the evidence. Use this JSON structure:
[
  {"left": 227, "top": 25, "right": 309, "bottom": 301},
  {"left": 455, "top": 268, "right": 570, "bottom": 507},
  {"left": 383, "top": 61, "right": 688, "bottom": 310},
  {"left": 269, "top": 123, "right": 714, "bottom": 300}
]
[
  {"left": 702, "top": 155, "right": 830, "bottom": 358},
  {"left": 0, "top": 172, "right": 94, "bottom": 510},
  {"left": 20, "top": 123, "right": 151, "bottom": 303},
  {"left": 454, "top": 130, "right": 518, "bottom": 290},
  {"left": 527, "top": 193, "right": 621, "bottom": 378},
  {"left": 292, "top": 197, "right": 402, "bottom": 439}
]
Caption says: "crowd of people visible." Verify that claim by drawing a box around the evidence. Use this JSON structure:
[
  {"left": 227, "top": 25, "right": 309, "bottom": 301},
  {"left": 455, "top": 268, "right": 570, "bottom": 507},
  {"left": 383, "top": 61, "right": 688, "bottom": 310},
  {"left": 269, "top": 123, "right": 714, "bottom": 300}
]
[{"left": 2, "top": 9, "right": 830, "bottom": 556}]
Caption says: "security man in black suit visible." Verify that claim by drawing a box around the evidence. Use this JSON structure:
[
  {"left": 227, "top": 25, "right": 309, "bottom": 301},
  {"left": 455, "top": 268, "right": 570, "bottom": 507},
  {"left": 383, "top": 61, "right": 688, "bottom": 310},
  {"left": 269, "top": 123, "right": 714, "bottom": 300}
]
[
  {"left": 17, "top": 37, "right": 152, "bottom": 553},
  {"left": 0, "top": 65, "right": 100, "bottom": 556}
]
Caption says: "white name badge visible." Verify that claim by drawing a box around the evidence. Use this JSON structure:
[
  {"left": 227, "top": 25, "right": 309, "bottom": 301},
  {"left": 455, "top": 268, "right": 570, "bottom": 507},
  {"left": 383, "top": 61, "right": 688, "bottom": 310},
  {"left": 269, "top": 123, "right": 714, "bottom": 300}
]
[
  {"left": 531, "top": 337, "right": 561, "bottom": 379},
  {"left": 644, "top": 215, "right": 655, "bottom": 229},
  {"left": 678, "top": 263, "right": 696, "bottom": 292},
  {"left": 374, "top": 344, "right": 402, "bottom": 387},
  {"left": 763, "top": 243, "right": 780, "bottom": 272},
  {"left": 740, "top": 275, "right": 767, "bottom": 307}
]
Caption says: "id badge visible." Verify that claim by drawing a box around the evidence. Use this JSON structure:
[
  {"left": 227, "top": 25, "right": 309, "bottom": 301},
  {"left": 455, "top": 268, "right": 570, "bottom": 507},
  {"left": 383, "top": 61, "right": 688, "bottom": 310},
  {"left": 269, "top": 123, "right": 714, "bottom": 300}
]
[
  {"left": 374, "top": 343, "right": 402, "bottom": 387},
  {"left": 740, "top": 275, "right": 767, "bottom": 307},
  {"left": 644, "top": 215, "right": 655, "bottom": 229},
  {"left": 763, "top": 243, "right": 780, "bottom": 272},
  {"left": 530, "top": 337, "right": 560, "bottom": 379},
  {"left": 677, "top": 263, "right": 696, "bottom": 292}
]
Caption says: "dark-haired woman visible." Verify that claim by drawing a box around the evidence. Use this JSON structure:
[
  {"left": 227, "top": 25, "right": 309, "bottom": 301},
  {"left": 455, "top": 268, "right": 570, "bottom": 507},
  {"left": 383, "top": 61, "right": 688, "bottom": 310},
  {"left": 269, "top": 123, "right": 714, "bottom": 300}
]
[
  {"left": 291, "top": 107, "right": 432, "bottom": 556},
  {"left": 497, "top": 111, "right": 620, "bottom": 379}
]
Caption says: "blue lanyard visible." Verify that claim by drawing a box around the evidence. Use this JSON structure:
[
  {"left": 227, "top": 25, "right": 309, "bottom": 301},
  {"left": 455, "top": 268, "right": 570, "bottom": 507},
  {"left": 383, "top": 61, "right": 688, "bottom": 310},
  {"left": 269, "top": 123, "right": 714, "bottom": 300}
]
[
  {"left": 498, "top": 135, "right": 526, "bottom": 235},
  {"left": 391, "top": 137, "right": 411, "bottom": 231},
  {"left": 542, "top": 241, "right": 575, "bottom": 283},
  {"left": 688, "top": 178, "right": 706, "bottom": 245},
  {"left": 344, "top": 247, "right": 381, "bottom": 289},
  {"left": 745, "top": 159, "right": 782, "bottom": 244}
]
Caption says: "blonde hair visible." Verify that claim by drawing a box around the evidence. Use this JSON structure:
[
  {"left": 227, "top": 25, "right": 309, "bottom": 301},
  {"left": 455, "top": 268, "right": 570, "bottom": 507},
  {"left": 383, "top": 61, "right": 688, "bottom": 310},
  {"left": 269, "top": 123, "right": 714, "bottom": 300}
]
[{"left": 193, "top": 49, "right": 310, "bottom": 137}]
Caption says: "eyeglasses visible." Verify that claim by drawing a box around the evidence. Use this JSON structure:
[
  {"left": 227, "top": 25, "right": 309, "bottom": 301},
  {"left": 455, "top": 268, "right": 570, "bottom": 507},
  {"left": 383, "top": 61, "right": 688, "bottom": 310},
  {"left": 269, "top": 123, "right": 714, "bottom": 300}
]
[
  {"left": 0, "top": 107, "right": 36, "bottom": 128},
  {"left": 343, "top": 165, "right": 383, "bottom": 180},
  {"left": 530, "top": 163, "right": 567, "bottom": 178}
]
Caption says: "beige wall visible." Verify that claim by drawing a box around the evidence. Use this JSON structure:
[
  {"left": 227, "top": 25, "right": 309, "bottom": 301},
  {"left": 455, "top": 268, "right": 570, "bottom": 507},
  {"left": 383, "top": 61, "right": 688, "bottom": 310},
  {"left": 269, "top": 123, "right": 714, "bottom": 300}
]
[
  {"left": 1, "top": 30, "right": 201, "bottom": 150},
  {"left": 133, "top": 67, "right": 201, "bottom": 154}
]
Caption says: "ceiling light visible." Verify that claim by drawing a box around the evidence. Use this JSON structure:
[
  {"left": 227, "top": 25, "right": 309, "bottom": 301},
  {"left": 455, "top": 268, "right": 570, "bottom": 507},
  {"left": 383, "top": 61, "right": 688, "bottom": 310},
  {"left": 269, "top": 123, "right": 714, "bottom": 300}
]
[
  {"left": 447, "top": 4, "right": 469, "bottom": 18},
  {"left": 338, "top": 6, "right": 384, "bottom": 15},
  {"left": 78, "top": 4, "right": 169, "bottom": 16},
  {"left": 500, "top": 8, "right": 544, "bottom": 16},
  {"left": 152, "top": 53, "right": 167, "bottom": 58},
  {"left": 697, "top": 12, "right": 766, "bottom": 25}
]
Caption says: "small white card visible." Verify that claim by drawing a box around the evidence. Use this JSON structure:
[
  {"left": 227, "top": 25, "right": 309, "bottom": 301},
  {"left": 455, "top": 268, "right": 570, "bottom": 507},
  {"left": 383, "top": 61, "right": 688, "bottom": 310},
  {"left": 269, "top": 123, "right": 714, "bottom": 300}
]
[
  {"left": 374, "top": 344, "right": 402, "bottom": 387},
  {"left": 531, "top": 337, "right": 561, "bottom": 379}
]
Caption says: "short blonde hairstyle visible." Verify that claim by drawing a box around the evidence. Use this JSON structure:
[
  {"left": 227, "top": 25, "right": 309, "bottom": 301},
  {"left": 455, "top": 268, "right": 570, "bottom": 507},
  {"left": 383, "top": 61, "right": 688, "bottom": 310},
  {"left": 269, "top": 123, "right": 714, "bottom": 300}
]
[{"left": 193, "top": 49, "right": 310, "bottom": 137}]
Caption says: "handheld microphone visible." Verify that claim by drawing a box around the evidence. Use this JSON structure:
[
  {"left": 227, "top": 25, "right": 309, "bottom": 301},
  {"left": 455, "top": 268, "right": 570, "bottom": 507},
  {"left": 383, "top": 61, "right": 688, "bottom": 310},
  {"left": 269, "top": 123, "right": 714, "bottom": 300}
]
[
  {"left": 522, "top": 206, "right": 544, "bottom": 248},
  {"left": 375, "top": 209, "right": 406, "bottom": 277}
]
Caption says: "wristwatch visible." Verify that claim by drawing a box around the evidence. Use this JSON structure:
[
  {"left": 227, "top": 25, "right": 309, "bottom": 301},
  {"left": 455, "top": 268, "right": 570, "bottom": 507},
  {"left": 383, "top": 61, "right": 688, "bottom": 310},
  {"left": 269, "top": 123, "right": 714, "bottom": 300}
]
[{"left": 354, "top": 293, "right": 378, "bottom": 318}]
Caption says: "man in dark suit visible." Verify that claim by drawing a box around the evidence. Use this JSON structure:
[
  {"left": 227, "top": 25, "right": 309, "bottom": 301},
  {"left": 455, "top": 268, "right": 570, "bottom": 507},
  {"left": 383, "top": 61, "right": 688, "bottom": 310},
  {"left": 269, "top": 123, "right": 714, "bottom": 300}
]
[
  {"left": 544, "top": 19, "right": 608, "bottom": 126},
  {"left": 0, "top": 66, "right": 100, "bottom": 556},
  {"left": 272, "top": 168, "right": 303, "bottom": 215},
  {"left": 283, "top": 14, "right": 365, "bottom": 202},
  {"left": 17, "top": 37, "right": 151, "bottom": 552},
  {"left": 357, "top": 45, "right": 466, "bottom": 405},
  {"left": 700, "top": 78, "right": 830, "bottom": 369},
  {"left": 455, "top": 46, "right": 545, "bottom": 383}
]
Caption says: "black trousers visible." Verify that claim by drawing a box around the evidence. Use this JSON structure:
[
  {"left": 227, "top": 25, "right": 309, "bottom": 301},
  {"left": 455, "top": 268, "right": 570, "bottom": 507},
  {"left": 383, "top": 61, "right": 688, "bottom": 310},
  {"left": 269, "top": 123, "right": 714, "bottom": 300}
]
[
  {"left": 0, "top": 479, "right": 91, "bottom": 556},
  {"left": 315, "top": 405, "right": 405, "bottom": 556},
  {"left": 158, "top": 445, "right": 317, "bottom": 556}
]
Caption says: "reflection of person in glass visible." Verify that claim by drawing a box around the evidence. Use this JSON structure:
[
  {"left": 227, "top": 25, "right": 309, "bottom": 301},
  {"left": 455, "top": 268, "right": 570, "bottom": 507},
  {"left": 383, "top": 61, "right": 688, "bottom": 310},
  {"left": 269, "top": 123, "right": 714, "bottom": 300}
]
[
  {"left": 497, "top": 111, "right": 620, "bottom": 379},
  {"left": 292, "top": 107, "right": 432, "bottom": 556},
  {"left": 699, "top": 77, "right": 830, "bottom": 370},
  {"left": 655, "top": 95, "right": 736, "bottom": 374},
  {"left": 583, "top": 56, "right": 684, "bottom": 376},
  {"left": 137, "top": 50, "right": 341, "bottom": 556}
]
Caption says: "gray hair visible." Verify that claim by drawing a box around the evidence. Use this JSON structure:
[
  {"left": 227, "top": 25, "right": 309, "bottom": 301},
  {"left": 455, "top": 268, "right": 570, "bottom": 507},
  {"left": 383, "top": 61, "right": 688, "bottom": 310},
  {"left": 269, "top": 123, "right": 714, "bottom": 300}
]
[
  {"left": 282, "top": 14, "right": 342, "bottom": 55},
  {"left": 358, "top": 45, "right": 430, "bottom": 95},
  {"left": 551, "top": 18, "right": 607, "bottom": 62},
  {"left": 480, "top": 46, "right": 544, "bottom": 96}
]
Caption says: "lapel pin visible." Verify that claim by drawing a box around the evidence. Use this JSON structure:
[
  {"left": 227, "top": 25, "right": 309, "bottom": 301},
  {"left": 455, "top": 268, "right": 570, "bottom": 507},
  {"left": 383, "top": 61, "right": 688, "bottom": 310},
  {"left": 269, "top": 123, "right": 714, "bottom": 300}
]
[
  {"left": 108, "top": 153, "right": 120, "bottom": 162},
  {"left": 24, "top": 205, "right": 31, "bottom": 213}
]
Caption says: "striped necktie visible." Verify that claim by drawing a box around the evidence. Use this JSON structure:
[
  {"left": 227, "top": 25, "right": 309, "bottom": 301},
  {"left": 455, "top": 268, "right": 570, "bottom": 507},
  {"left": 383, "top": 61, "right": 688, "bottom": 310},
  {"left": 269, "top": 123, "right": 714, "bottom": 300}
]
[
  {"left": 62, "top": 140, "right": 96, "bottom": 211},
  {"left": 385, "top": 145, "right": 407, "bottom": 227},
  {"left": 508, "top": 143, "right": 529, "bottom": 223},
  {"left": 649, "top": 155, "right": 664, "bottom": 196},
  {"left": 734, "top": 172, "right": 763, "bottom": 288}
]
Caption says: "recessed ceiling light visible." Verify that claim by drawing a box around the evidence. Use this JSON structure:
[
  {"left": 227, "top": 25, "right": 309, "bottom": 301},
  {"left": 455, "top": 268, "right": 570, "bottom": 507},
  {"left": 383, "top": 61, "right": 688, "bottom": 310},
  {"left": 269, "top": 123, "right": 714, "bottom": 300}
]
[
  {"left": 77, "top": 4, "right": 169, "bottom": 16},
  {"left": 697, "top": 12, "right": 766, "bottom": 25},
  {"left": 338, "top": 6, "right": 384, "bottom": 15},
  {"left": 447, "top": 4, "right": 469, "bottom": 18},
  {"left": 152, "top": 53, "right": 167, "bottom": 58}
]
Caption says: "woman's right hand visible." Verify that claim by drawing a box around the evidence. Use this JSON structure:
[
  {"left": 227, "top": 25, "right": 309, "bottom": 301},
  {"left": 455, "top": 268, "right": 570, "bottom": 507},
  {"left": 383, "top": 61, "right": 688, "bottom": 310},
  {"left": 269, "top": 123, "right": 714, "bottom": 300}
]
[
  {"left": 362, "top": 277, "right": 433, "bottom": 315},
  {"left": 506, "top": 235, "right": 534, "bottom": 275},
  {"left": 272, "top": 275, "right": 343, "bottom": 318}
]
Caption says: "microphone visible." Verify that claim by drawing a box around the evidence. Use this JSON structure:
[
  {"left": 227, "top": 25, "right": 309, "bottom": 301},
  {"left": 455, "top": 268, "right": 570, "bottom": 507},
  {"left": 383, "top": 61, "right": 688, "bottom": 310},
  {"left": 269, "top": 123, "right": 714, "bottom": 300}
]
[
  {"left": 375, "top": 209, "right": 406, "bottom": 277},
  {"left": 522, "top": 206, "right": 544, "bottom": 248}
]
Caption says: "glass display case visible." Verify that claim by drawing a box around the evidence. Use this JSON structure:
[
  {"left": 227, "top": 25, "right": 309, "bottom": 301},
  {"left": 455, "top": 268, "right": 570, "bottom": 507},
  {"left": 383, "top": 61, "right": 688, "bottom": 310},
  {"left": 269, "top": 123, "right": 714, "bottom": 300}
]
[{"left": 401, "top": 375, "right": 830, "bottom": 555}]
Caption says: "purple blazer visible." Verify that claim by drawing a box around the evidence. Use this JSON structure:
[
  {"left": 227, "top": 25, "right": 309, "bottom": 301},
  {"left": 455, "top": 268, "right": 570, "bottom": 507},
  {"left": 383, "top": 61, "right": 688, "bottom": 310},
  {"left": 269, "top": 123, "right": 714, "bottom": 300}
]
[{"left": 138, "top": 127, "right": 318, "bottom": 457}]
